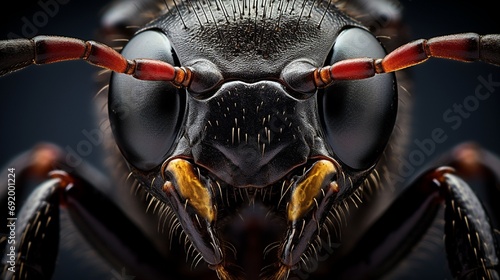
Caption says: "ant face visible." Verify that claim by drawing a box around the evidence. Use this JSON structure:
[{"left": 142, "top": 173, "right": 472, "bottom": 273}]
[{"left": 0, "top": 1, "right": 499, "bottom": 279}]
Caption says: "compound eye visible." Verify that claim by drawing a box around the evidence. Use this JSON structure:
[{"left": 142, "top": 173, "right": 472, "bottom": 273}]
[
  {"left": 318, "top": 28, "right": 397, "bottom": 170},
  {"left": 109, "top": 30, "right": 185, "bottom": 171}
]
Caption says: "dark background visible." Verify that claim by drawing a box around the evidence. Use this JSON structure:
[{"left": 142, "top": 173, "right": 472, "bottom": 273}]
[{"left": 0, "top": 0, "right": 499, "bottom": 279}]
